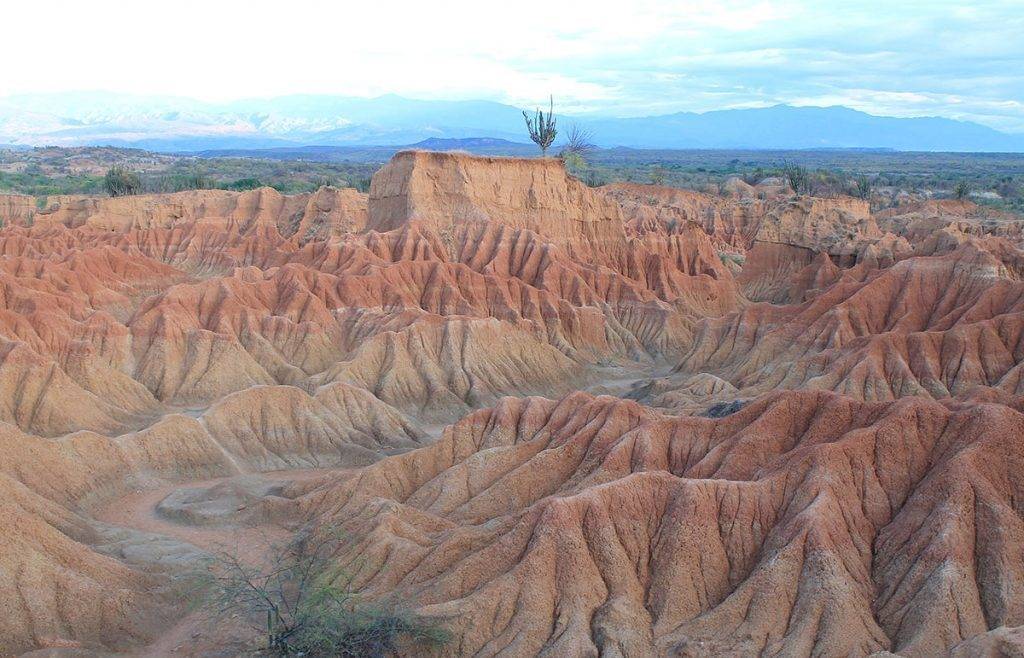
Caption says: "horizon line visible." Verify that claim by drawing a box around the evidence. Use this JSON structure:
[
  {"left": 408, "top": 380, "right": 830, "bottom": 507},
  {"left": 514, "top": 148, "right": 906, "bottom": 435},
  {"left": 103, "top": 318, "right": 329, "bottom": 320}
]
[{"left": 2, "top": 90, "right": 1021, "bottom": 135}]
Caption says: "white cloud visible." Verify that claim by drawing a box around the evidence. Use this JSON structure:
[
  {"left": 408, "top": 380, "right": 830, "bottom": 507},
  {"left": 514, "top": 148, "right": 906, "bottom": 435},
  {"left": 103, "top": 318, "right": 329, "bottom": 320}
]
[{"left": 0, "top": 0, "right": 1021, "bottom": 131}]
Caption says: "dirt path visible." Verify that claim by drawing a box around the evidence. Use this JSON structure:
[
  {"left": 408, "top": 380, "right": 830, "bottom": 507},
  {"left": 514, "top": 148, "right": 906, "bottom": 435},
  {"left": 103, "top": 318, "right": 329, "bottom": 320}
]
[{"left": 91, "top": 468, "right": 350, "bottom": 657}]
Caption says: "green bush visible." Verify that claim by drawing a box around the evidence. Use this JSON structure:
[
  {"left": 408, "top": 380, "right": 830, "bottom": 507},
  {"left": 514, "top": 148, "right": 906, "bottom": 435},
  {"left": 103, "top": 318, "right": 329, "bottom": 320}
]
[
  {"left": 222, "top": 177, "right": 264, "bottom": 191},
  {"left": 852, "top": 175, "right": 873, "bottom": 199},
  {"left": 353, "top": 176, "right": 373, "bottom": 193},
  {"left": 103, "top": 166, "right": 142, "bottom": 196},
  {"left": 283, "top": 599, "right": 449, "bottom": 657},
  {"left": 197, "top": 528, "right": 449, "bottom": 657}
]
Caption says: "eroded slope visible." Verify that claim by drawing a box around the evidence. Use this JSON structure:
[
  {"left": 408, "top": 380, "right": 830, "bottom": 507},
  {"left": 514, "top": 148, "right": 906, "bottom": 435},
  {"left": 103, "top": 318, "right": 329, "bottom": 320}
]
[{"left": 2, "top": 152, "right": 1024, "bottom": 656}]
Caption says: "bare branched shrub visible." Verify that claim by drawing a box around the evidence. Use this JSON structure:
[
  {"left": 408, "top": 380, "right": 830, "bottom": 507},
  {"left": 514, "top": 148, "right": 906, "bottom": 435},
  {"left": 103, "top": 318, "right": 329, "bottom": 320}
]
[
  {"left": 560, "top": 124, "right": 596, "bottom": 178},
  {"left": 195, "top": 528, "right": 449, "bottom": 656},
  {"left": 561, "top": 124, "right": 595, "bottom": 158}
]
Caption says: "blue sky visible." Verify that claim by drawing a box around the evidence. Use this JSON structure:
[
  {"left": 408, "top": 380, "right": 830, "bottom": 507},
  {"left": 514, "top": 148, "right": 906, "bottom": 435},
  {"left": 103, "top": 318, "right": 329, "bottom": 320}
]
[{"left": 2, "top": 0, "right": 1022, "bottom": 131}]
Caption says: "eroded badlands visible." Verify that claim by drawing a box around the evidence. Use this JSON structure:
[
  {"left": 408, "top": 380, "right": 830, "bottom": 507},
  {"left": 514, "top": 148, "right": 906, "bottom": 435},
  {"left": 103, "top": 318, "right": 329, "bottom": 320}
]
[{"left": 2, "top": 151, "right": 1024, "bottom": 656}]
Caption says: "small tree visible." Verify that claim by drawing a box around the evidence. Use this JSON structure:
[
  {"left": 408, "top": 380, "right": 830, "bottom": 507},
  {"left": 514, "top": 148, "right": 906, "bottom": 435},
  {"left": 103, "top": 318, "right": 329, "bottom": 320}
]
[
  {"left": 104, "top": 166, "right": 142, "bottom": 197},
  {"left": 954, "top": 180, "right": 971, "bottom": 200},
  {"left": 224, "top": 177, "right": 264, "bottom": 191},
  {"left": 196, "top": 528, "right": 449, "bottom": 656},
  {"left": 312, "top": 176, "right": 337, "bottom": 190},
  {"left": 523, "top": 96, "right": 557, "bottom": 156}
]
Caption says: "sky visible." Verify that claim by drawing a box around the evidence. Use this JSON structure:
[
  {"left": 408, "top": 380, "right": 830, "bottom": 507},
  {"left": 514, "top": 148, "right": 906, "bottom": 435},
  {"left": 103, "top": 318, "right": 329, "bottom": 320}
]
[{"left": 2, "top": 0, "right": 1022, "bottom": 131}]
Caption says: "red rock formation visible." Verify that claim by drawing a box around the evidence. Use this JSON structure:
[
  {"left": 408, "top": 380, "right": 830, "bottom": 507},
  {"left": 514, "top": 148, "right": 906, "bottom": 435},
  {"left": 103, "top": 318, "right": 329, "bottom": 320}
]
[
  {"left": 0, "top": 193, "right": 37, "bottom": 226},
  {"left": 297, "top": 390, "right": 1024, "bottom": 656},
  {"left": 2, "top": 152, "right": 1024, "bottom": 655},
  {"left": 645, "top": 242, "right": 1024, "bottom": 411}
]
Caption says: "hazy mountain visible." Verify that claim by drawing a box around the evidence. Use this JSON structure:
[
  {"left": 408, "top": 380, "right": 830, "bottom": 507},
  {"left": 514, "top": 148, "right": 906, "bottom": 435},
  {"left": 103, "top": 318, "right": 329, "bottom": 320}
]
[
  {"left": 586, "top": 105, "right": 1024, "bottom": 151},
  {"left": 1, "top": 92, "right": 1022, "bottom": 152},
  {"left": 196, "top": 138, "right": 537, "bottom": 163}
]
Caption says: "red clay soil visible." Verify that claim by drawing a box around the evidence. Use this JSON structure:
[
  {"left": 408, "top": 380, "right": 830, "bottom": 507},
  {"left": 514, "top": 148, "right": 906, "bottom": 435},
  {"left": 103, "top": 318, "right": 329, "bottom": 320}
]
[{"left": 1, "top": 152, "right": 1024, "bottom": 656}]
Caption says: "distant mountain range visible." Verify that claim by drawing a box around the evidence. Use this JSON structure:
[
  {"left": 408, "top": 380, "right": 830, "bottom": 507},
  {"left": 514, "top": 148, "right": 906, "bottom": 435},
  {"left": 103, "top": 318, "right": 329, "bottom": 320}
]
[
  {"left": 197, "top": 138, "right": 540, "bottom": 161},
  {"left": 1, "top": 92, "right": 1022, "bottom": 152}
]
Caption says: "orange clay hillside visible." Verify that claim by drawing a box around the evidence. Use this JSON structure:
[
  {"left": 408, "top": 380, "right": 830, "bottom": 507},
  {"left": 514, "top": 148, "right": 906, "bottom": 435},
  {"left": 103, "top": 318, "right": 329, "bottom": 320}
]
[{"left": 1, "top": 151, "right": 1023, "bottom": 656}]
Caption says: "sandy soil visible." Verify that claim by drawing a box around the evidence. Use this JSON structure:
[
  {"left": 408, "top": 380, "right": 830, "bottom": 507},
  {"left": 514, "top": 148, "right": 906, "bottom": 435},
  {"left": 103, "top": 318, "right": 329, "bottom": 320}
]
[
  {"left": 73, "top": 369, "right": 655, "bottom": 657},
  {"left": 90, "top": 469, "right": 350, "bottom": 657}
]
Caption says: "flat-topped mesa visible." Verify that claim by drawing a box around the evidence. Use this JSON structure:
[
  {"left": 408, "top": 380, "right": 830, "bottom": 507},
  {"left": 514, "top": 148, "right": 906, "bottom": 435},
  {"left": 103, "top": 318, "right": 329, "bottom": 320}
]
[{"left": 367, "top": 150, "right": 627, "bottom": 251}]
